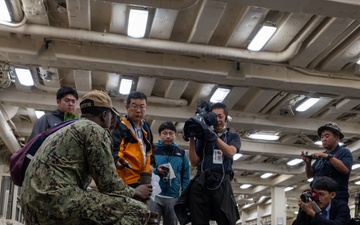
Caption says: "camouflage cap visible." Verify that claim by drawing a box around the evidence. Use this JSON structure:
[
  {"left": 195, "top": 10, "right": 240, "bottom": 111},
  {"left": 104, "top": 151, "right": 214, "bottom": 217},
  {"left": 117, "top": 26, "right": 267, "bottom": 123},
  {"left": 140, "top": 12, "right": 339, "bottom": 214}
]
[
  {"left": 80, "top": 90, "right": 119, "bottom": 116},
  {"left": 317, "top": 122, "right": 344, "bottom": 139}
]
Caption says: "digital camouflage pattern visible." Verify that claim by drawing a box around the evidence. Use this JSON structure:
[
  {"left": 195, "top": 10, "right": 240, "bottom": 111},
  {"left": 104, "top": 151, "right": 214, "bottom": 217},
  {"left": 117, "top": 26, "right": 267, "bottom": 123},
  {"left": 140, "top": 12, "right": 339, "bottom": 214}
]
[{"left": 20, "top": 119, "right": 150, "bottom": 225}]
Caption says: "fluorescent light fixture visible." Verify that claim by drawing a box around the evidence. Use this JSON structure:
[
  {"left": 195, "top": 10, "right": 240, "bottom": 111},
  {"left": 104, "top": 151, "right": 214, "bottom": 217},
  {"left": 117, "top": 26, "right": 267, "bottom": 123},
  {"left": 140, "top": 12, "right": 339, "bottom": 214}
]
[
  {"left": 35, "top": 110, "right": 45, "bottom": 119},
  {"left": 355, "top": 181, "right": 360, "bottom": 185},
  {"left": 247, "top": 24, "right": 277, "bottom": 51},
  {"left": 260, "top": 173, "right": 273, "bottom": 179},
  {"left": 127, "top": 9, "right": 148, "bottom": 38},
  {"left": 240, "top": 184, "right": 252, "bottom": 189},
  {"left": 357, "top": 59, "right": 360, "bottom": 65},
  {"left": 119, "top": 78, "right": 133, "bottom": 95},
  {"left": 287, "top": 158, "right": 303, "bottom": 166},
  {"left": 233, "top": 153, "right": 242, "bottom": 160},
  {"left": 295, "top": 98, "right": 320, "bottom": 112},
  {"left": 0, "top": 0, "right": 11, "bottom": 22},
  {"left": 284, "top": 186, "right": 294, "bottom": 192},
  {"left": 249, "top": 133, "right": 280, "bottom": 141},
  {"left": 307, "top": 177, "right": 313, "bottom": 182},
  {"left": 210, "top": 87, "right": 230, "bottom": 103},
  {"left": 352, "top": 164, "right": 360, "bottom": 170},
  {"left": 15, "top": 68, "right": 34, "bottom": 86}
]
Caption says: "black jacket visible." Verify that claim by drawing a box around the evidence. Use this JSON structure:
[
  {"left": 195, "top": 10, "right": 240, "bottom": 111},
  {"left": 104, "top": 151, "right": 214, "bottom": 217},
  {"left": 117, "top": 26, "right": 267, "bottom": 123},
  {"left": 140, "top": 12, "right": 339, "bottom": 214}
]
[
  {"left": 174, "top": 170, "right": 240, "bottom": 225},
  {"left": 292, "top": 199, "right": 350, "bottom": 225}
]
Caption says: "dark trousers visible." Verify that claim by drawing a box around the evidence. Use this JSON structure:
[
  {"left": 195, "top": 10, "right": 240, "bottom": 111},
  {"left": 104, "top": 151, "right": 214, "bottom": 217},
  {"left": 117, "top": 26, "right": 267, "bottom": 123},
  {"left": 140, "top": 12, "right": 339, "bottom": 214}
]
[{"left": 188, "top": 171, "right": 239, "bottom": 225}]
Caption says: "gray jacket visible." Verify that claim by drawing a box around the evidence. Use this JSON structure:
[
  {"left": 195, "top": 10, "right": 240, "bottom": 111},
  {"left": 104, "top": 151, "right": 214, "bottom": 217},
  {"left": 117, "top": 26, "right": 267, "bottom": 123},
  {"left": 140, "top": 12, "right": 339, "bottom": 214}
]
[{"left": 28, "top": 109, "right": 65, "bottom": 141}]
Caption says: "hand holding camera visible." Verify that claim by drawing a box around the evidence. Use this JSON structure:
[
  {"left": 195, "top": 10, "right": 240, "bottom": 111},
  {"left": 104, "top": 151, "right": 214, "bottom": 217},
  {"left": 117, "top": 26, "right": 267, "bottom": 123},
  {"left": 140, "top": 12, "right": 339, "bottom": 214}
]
[
  {"left": 304, "top": 154, "right": 315, "bottom": 159},
  {"left": 301, "top": 151, "right": 316, "bottom": 164},
  {"left": 158, "top": 164, "right": 171, "bottom": 182},
  {"left": 158, "top": 165, "right": 169, "bottom": 175},
  {"left": 298, "top": 190, "right": 321, "bottom": 215},
  {"left": 300, "top": 190, "right": 319, "bottom": 203}
]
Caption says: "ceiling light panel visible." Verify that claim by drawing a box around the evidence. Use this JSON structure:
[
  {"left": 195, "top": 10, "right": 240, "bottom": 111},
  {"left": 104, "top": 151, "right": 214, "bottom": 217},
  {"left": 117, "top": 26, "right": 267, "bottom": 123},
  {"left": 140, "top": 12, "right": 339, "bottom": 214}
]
[
  {"left": 248, "top": 133, "right": 280, "bottom": 141},
  {"left": 295, "top": 98, "right": 320, "bottom": 112},
  {"left": 127, "top": 9, "right": 148, "bottom": 38},
  {"left": 284, "top": 187, "right": 294, "bottom": 192},
  {"left": 295, "top": 97, "right": 333, "bottom": 118},
  {"left": 233, "top": 153, "right": 242, "bottom": 161},
  {"left": 352, "top": 164, "right": 360, "bottom": 170},
  {"left": 240, "top": 184, "right": 252, "bottom": 189},
  {"left": 0, "top": 0, "right": 11, "bottom": 22},
  {"left": 260, "top": 173, "right": 273, "bottom": 179},
  {"left": 15, "top": 68, "right": 34, "bottom": 86},
  {"left": 247, "top": 24, "right": 277, "bottom": 51},
  {"left": 210, "top": 87, "right": 231, "bottom": 103},
  {"left": 119, "top": 78, "right": 133, "bottom": 95},
  {"left": 287, "top": 158, "right": 302, "bottom": 166},
  {"left": 35, "top": 111, "right": 45, "bottom": 119}
]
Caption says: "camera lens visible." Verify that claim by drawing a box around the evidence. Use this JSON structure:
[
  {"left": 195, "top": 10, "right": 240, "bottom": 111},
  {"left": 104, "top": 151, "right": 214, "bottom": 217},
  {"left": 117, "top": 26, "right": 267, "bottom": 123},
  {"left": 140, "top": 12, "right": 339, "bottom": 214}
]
[
  {"left": 300, "top": 193, "right": 311, "bottom": 203},
  {"left": 162, "top": 176, "right": 169, "bottom": 182},
  {"left": 300, "top": 191, "right": 319, "bottom": 203}
]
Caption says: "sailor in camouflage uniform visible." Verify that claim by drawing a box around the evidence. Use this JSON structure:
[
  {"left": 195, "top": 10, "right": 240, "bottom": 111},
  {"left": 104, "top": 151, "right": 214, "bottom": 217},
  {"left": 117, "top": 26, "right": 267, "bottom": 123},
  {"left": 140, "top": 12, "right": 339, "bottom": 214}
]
[{"left": 20, "top": 90, "right": 152, "bottom": 225}]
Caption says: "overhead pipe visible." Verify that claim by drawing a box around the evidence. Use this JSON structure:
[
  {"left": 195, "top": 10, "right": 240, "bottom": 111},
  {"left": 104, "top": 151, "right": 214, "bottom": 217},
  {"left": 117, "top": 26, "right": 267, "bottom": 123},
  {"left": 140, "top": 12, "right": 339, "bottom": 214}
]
[
  {"left": 0, "top": 110, "right": 20, "bottom": 154},
  {"left": 0, "top": 16, "right": 323, "bottom": 63},
  {"left": 101, "top": 0, "right": 199, "bottom": 10},
  {"left": 0, "top": 14, "right": 27, "bottom": 27},
  {"left": 0, "top": 0, "right": 26, "bottom": 27}
]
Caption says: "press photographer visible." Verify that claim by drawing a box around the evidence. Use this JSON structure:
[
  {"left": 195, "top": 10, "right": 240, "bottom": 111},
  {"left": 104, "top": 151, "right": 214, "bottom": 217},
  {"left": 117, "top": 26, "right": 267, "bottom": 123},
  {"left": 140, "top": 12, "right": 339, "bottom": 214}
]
[
  {"left": 292, "top": 176, "right": 350, "bottom": 225},
  {"left": 175, "top": 102, "right": 241, "bottom": 225}
]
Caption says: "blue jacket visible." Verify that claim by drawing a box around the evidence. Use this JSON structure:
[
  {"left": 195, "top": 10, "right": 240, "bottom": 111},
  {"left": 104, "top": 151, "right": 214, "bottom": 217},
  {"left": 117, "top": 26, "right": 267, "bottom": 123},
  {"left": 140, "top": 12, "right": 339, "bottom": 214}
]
[{"left": 153, "top": 141, "right": 190, "bottom": 198}]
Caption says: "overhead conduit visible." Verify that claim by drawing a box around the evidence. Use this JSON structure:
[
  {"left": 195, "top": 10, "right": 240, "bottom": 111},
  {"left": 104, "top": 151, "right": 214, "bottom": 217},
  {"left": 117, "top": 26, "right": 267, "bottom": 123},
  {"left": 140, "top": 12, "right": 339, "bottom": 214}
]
[
  {"left": 0, "top": 110, "right": 20, "bottom": 154},
  {"left": 0, "top": 15, "right": 323, "bottom": 63},
  {"left": 103, "top": 0, "right": 200, "bottom": 10}
]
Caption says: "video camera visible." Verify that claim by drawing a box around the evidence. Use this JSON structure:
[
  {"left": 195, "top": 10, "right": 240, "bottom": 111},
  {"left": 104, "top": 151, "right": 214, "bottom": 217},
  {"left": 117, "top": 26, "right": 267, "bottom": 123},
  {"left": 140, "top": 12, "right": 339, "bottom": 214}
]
[
  {"left": 300, "top": 190, "right": 319, "bottom": 203},
  {"left": 183, "top": 101, "right": 217, "bottom": 141}
]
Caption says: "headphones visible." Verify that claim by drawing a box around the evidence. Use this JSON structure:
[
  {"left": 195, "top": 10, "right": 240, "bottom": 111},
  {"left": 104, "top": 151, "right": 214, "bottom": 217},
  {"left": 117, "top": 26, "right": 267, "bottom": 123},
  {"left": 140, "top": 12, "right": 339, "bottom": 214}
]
[{"left": 226, "top": 115, "right": 232, "bottom": 123}]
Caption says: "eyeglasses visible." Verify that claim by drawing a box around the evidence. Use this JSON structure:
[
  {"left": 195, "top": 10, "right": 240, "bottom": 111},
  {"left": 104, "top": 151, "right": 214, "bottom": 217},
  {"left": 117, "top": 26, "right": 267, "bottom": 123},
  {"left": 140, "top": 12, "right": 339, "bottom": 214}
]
[
  {"left": 62, "top": 98, "right": 76, "bottom": 105},
  {"left": 130, "top": 104, "right": 146, "bottom": 110},
  {"left": 161, "top": 131, "right": 175, "bottom": 136}
]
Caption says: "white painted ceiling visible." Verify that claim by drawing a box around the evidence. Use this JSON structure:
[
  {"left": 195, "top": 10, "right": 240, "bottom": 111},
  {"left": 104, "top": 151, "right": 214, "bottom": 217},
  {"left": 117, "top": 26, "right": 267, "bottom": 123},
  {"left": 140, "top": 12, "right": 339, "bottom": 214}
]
[{"left": 1, "top": 0, "right": 360, "bottom": 219}]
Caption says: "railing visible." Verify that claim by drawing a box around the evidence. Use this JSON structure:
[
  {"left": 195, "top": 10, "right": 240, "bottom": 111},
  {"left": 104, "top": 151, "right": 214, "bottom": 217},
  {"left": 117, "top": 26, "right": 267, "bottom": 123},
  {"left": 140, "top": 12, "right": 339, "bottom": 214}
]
[{"left": 0, "top": 173, "right": 24, "bottom": 225}]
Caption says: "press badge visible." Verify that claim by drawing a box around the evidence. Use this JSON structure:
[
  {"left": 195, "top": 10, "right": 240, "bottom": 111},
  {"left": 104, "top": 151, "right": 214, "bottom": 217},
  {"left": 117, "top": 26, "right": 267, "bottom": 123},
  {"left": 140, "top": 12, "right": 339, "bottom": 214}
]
[{"left": 213, "top": 149, "right": 223, "bottom": 164}]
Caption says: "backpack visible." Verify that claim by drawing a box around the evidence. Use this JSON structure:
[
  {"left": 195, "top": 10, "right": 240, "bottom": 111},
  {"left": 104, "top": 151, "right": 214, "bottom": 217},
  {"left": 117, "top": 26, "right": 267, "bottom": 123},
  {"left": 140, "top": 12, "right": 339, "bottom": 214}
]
[{"left": 9, "top": 119, "right": 77, "bottom": 186}]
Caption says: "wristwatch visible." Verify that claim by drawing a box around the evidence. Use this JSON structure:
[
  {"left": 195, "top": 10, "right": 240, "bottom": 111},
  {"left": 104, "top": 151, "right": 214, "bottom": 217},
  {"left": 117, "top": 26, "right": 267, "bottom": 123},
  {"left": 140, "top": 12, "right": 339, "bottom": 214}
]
[{"left": 327, "top": 154, "right": 334, "bottom": 160}]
